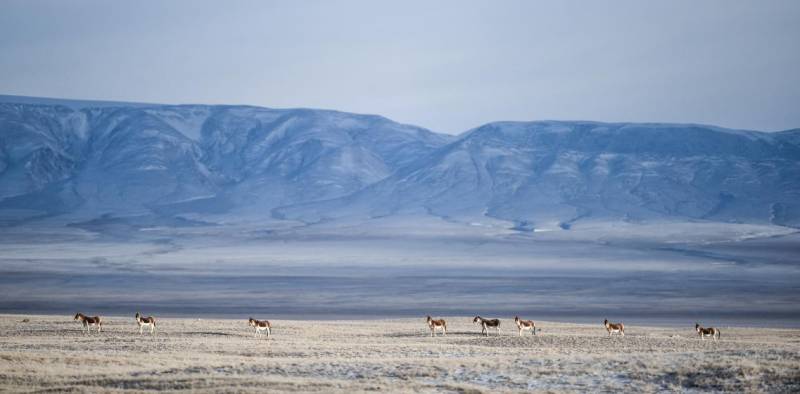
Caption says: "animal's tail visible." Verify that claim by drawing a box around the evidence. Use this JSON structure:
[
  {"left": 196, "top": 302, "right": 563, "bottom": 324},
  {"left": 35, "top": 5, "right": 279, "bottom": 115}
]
[{"left": 717, "top": 329, "right": 721, "bottom": 339}]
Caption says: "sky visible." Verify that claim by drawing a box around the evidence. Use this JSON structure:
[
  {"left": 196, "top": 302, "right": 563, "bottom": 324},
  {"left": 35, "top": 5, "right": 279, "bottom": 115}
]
[{"left": 0, "top": 1, "right": 798, "bottom": 134}]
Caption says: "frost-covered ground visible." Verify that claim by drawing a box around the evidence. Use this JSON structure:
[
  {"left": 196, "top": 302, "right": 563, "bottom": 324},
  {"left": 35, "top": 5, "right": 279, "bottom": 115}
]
[
  {"left": 1, "top": 218, "right": 798, "bottom": 327},
  {"left": 1, "top": 315, "right": 798, "bottom": 393}
]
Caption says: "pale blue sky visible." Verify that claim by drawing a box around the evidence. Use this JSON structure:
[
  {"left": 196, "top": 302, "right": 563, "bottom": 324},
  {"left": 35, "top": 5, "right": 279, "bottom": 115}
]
[{"left": 1, "top": 1, "right": 798, "bottom": 134}]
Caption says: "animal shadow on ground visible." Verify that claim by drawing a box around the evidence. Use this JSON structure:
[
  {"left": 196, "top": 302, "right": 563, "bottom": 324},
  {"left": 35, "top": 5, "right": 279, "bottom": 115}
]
[
  {"left": 383, "top": 330, "right": 489, "bottom": 338},
  {"left": 184, "top": 331, "right": 243, "bottom": 337}
]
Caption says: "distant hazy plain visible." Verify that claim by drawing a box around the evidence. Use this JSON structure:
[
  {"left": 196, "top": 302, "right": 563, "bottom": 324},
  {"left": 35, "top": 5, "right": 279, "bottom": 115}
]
[{"left": 1, "top": 217, "right": 798, "bottom": 327}]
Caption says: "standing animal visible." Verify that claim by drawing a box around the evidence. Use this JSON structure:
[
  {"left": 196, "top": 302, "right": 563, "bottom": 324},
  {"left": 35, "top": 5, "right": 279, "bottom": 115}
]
[
  {"left": 473, "top": 316, "right": 501, "bottom": 336},
  {"left": 695, "top": 323, "right": 720, "bottom": 341},
  {"left": 135, "top": 313, "right": 156, "bottom": 335},
  {"left": 604, "top": 319, "right": 624, "bottom": 336},
  {"left": 426, "top": 316, "right": 447, "bottom": 337},
  {"left": 74, "top": 313, "right": 102, "bottom": 334},
  {"left": 248, "top": 318, "right": 271, "bottom": 338},
  {"left": 514, "top": 316, "right": 536, "bottom": 336}
]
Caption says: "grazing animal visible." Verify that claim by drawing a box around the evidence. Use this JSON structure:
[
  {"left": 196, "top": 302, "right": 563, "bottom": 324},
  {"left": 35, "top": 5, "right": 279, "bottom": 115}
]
[
  {"left": 426, "top": 316, "right": 447, "bottom": 337},
  {"left": 74, "top": 313, "right": 102, "bottom": 334},
  {"left": 248, "top": 318, "right": 271, "bottom": 338},
  {"left": 604, "top": 319, "right": 624, "bottom": 336},
  {"left": 514, "top": 316, "right": 536, "bottom": 336},
  {"left": 695, "top": 323, "right": 720, "bottom": 341},
  {"left": 135, "top": 313, "right": 156, "bottom": 335},
  {"left": 473, "top": 316, "right": 501, "bottom": 336}
]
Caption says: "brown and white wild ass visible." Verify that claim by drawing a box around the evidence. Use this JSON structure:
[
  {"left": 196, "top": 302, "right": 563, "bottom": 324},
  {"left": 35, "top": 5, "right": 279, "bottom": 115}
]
[
  {"left": 514, "top": 316, "right": 536, "bottom": 336},
  {"left": 135, "top": 313, "right": 156, "bottom": 335},
  {"left": 603, "top": 319, "right": 625, "bottom": 336},
  {"left": 249, "top": 318, "right": 271, "bottom": 338},
  {"left": 426, "top": 316, "right": 447, "bottom": 337},
  {"left": 473, "top": 316, "right": 501, "bottom": 336},
  {"left": 74, "top": 313, "right": 102, "bottom": 334},
  {"left": 695, "top": 323, "right": 720, "bottom": 341}
]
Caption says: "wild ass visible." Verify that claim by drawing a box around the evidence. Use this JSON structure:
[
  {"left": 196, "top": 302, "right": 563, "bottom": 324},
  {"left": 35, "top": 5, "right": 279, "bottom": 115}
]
[
  {"left": 604, "top": 319, "right": 625, "bottom": 336},
  {"left": 695, "top": 323, "right": 720, "bottom": 341},
  {"left": 426, "top": 316, "right": 447, "bottom": 337},
  {"left": 473, "top": 316, "right": 501, "bottom": 336},
  {"left": 249, "top": 318, "right": 271, "bottom": 338},
  {"left": 514, "top": 316, "right": 536, "bottom": 336},
  {"left": 135, "top": 313, "right": 156, "bottom": 335},
  {"left": 74, "top": 313, "right": 102, "bottom": 334}
]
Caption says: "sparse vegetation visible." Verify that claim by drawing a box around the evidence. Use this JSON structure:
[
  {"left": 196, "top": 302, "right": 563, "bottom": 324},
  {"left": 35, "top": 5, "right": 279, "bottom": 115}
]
[{"left": 1, "top": 315, "right": 798, "bottom": 392}]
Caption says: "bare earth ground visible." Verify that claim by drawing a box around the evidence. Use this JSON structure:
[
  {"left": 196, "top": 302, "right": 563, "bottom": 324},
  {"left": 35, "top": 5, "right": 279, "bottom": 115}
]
[{"left": 0, "top": 315, "right": 798, "bottom": 393}]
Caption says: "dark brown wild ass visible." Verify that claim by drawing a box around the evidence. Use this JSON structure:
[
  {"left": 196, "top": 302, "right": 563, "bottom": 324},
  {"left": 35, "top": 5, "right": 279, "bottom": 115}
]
[{"left": 473, "top": 316, "right": 501, "bottom": 336}]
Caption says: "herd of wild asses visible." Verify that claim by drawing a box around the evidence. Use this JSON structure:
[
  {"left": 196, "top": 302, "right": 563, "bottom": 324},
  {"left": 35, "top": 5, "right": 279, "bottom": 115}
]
[{"left": 72, "top": 313, "right": 722, "bottom": 341}]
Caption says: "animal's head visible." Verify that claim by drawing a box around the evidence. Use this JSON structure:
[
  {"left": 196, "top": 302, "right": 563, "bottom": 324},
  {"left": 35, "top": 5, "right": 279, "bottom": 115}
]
[
  {"left": 248, "top": 318, "right": 255, "bottom": 326},
  {"left": 695, "top": 323, "right": 701, "bottom": 331},
  {"left": 514, "top": 316, "right": 520, "bottom": 322},
  {"left": 74, "top": 313, "right": 80, "bottom": 320},
  {"left": 135, "top": 312, "right": 140, "bottom": 319},
  {"left": 473, "top": 316, "right": 480, "bottom": 323},
  {"left": 426, "top": 315, "right": 431, "bottom": 322},
  {"left": 603, "top": 319, "right": 608, "bottom": 326}
]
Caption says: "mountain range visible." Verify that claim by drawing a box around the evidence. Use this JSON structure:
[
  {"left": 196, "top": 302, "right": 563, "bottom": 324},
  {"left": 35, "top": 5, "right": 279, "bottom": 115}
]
[{"left": 1, "top": 95, "right": 799, "bottom": 230}]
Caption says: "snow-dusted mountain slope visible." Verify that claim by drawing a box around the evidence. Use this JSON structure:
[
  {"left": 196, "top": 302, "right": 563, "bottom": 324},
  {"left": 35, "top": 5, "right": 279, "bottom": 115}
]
[
  {"left": 0, "top": 98, "right": 450, "bottom": 223},
  {"left": 1, "top": 97, "right": 798, "bottom": 228},
  {"left": 277, "top": 121, "right": 800, "bottom": 228}
]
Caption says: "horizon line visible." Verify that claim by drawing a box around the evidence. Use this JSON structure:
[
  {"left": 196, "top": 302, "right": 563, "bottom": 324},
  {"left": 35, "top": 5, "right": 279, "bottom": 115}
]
[{"left": 1, "top": 93, "right": 796, "bottom": 135}]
